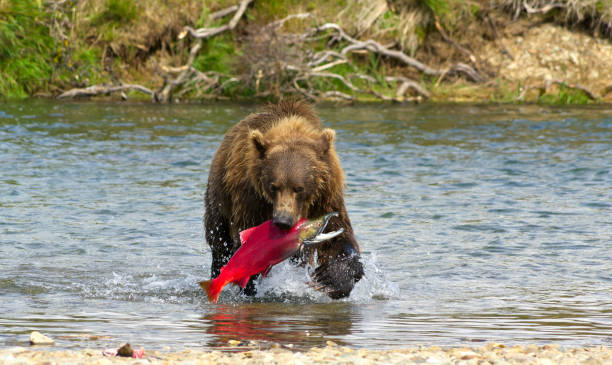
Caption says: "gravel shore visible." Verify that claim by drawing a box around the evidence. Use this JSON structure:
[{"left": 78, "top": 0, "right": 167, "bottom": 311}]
[{"left": 2, "top": 342, "right": 612, "bottom": 364}]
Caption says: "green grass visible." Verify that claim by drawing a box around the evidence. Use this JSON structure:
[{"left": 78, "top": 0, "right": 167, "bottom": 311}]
[
  {"left": 193, "top": 34, "right": 236, "bottom": 74},
  {"left": 420, "top": 0, "right": 451, "bottom": 18},
  {"left": 0, "top": 0, "right": 56, "bottom": 98},
  {"left": 91, "top": 0, "right": 138, "bottom": 26},
  {"left": 538, "top": 84, "right": 595, "bottom": 104}
]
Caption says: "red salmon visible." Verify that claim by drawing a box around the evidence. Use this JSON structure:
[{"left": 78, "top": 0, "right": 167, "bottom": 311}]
[{"left": 200, "top": 213, "right": 342, "bottom": 303}]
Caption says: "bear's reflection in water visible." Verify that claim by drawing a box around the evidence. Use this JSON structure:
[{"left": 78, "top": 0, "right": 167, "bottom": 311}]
[{"left": 202, "top": 302, "right": 358, "bottom": 348}]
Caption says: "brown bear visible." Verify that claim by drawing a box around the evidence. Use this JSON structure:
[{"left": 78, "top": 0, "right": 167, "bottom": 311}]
[{"left": 204, "top": 99, "right": 363, "bottom": 299}]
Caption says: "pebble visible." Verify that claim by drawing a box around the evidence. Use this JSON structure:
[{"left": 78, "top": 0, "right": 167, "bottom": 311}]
[
  {"left": 29, "top": 331, "right": 54, "bottom": 346},
  {"left": 2, "top": 343, "right": 612, "bottom": 364}
]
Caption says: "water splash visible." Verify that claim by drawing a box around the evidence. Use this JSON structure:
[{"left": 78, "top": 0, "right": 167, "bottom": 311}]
[
  {"left": 74, "top": 272, "right": 203, "bottom": 304},
  {"left": 245, "top": 253, "right": 400, "bottom": 303}
]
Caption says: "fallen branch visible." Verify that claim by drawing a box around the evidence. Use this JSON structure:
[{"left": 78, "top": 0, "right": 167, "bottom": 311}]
[
  {"left": 385, "top": 76, "right": 430, "bottom": 99},
  {"left": 264, "top": 13, "right": 312, "bottom": 31},
  {"left": 341, "top": 39, "right": 440, "bottom": 76},
  {"left": 517, "top": 79, "right": 599, "bottom": 101},
  {"left": 156, "top": 41, "right": 203, "bottom": 102},
  {"left": 320, "top": 91, "right": 353, "bottom": 101},
  {"left": 309, "top": 71, "right": 359, "bottom": 91},
  {"left": 181, "top": 0, "right": 252, "bottom": 39},
  {"left": 57, "top": 84, "right": 154, "bottom": 100},
  {"left": 308, "top": 50, "right": 346, "bottom": 67},
  {"left": 311, "top": 22, "right": 484, "bottom": 82},
  {"left": 311, "top": 59, "right": 348, "bottom": 72},
  {"left": 211, "top": 5, "right": 239, "bottom": 20},
  {"left": 523, "top": 2, "right": 564, "bottom": 14}
]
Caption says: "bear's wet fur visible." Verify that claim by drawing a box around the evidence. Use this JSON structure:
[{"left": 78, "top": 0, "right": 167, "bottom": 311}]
[{"left": 204, "top": 99, "right": 363, "bottom": 299}]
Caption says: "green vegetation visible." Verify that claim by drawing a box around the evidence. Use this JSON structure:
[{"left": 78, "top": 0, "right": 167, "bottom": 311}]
[
  {"left": 0, "top": 0, "right": 56, "bottom": 98},
  {"left": 91, "top": 0, "right": 138, "bottom": 26},
  {"left": 538, "top": 84, "right": 595, "bottom": 105},
  {"left": 193, "top": 35, "right": 236, "bottom": 74}
]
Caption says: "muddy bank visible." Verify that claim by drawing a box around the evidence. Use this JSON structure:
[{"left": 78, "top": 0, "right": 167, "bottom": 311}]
[{"left": 2, "top": 343, "right": 612, "bottom": 364}]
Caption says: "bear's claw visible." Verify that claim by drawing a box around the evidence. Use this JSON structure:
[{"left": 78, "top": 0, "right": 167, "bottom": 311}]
[{"left": 310, "top": 254, "right": 364, "bottom": 299}]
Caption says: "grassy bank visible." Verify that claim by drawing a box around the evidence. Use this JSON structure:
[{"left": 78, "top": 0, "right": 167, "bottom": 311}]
[{"left": 1, "top": 0, "right": 611, "bottom": 103}]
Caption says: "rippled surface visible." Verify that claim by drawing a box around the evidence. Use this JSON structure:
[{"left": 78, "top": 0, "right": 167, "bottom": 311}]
[{"left": 1, "top": 101, "right": 611, "bottom": 350}]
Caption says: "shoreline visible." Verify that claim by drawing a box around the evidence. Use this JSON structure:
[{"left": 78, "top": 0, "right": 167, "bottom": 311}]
[
  {"left": 2, "top": 343, "right": 611, "bottom": 364},
  {"left": 4, "top": 1, "right": 612, "bottom": 104}
]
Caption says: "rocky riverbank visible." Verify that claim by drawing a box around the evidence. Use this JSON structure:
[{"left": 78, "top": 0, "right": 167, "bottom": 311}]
[{"left": 2, "top": 342, "right": 612, "bottom": 364}]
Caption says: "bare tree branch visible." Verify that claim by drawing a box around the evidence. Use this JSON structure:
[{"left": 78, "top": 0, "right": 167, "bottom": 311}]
[
  {"left": 385, "top": 76, "right": 430, "bottom": 99},
  {"left": 311, "top": 59, "right": 348, "bottom": 72},
  {"left": 309, "top": 71, "right": 359, "bottom": 91},
  {"left": 523, "top": 1, "right": 564, "bottom": 14},
  {"left": 308, "top": 50, "right": 346, "bottom": 67},
  {"left": 311, "top": 22, "right": 484, "bottom": 82},
  {"left": 265, "top": 13, "right": 312, "bottom": 31},
  {"left": 211, "top": 5, "right": 239, "bottom": 20}
]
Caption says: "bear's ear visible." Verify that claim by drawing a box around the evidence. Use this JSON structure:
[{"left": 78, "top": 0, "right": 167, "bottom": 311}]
[
  {"left": 318, "top": 128, "right": 335, "bottom": 155},
  {"left": 250, "top": 130, "right": 267, "bottom": 158}
]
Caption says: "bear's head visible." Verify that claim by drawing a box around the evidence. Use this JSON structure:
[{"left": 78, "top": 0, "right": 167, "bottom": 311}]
[{"left": 248, "top": 116, "right": 342, "bottom": 230}]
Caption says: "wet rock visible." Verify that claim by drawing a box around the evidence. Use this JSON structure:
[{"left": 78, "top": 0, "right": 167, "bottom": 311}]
[
  {"left": 117, "top": 343, "right": 133, "bottom": 357},
  {"left": 29, "top": 331, "right": 54, "bottom": 346}
]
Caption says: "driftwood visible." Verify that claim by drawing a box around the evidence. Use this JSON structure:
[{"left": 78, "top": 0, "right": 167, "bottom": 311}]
[
  {"left": 517, "top": 79, "right": 599, "bottom": 101},
  {"left": 57, "top": 84, "right": 155, "bottom": 100}
]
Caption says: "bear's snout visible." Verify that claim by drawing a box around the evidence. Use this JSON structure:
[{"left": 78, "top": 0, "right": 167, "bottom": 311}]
[
  {"left": 272, "top": 190, "right": 300, "bottom": 230},
  {"left": 272, "top": 213, "right": 295, "bottom": 230}
]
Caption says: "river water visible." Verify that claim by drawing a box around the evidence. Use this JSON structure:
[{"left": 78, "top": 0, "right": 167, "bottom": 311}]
[{"left": 1, "top": 101, "right": 611, "bottom": 350}]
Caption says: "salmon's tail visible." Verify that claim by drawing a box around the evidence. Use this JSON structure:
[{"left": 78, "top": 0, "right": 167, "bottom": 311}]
[{"left": 199, "top": 279, "right": 223, "bottom": 303}]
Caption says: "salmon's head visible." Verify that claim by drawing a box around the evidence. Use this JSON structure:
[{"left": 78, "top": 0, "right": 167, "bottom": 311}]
[{"left": 299, "top": 212, "right": 344, "bottom": 246}]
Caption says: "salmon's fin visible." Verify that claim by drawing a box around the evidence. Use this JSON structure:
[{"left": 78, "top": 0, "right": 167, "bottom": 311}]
[
  {"left": 239, "top": 225, "right": 260, "bottom": 245},
  {"left": 237, "top": 275, "right": 251, "bottom": 288},
  {"left": 261, "top": 266, "right": 272, "bottom": 278},
  {"left": 199, "top": 279, "right": 222, "bottom": 303}
]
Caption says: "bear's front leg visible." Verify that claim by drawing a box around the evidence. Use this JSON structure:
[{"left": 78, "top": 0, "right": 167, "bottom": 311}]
[{"left": 311, "top": 241, "right": 364, "bottom": 299}]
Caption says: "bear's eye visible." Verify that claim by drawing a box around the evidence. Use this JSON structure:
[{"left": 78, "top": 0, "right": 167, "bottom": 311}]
[
  {"left": 270, "top": 184, "right": 279, "bottom": 193},
  {"left": 294, "top": 186, "right": 304, "bottom": 193}
]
